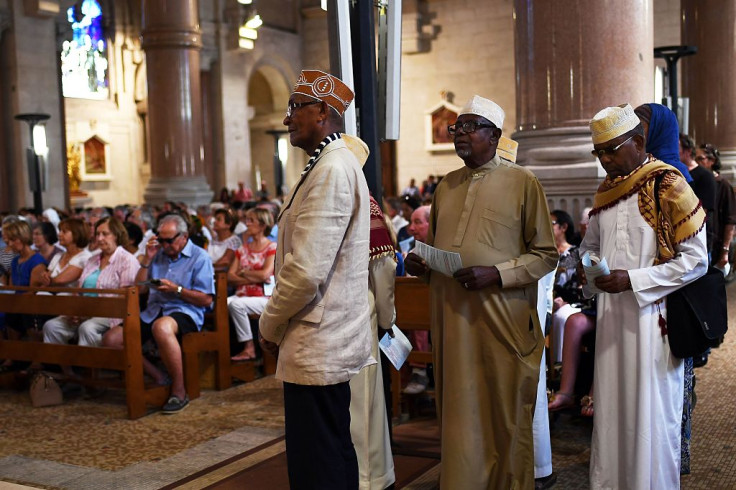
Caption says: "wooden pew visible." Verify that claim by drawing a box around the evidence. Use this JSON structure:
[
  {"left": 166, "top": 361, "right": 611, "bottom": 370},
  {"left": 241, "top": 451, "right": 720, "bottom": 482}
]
[
  {"left": 0, "top": 285, "right": 168, "bottom": 419},
  {"left": 391, "top": 276, "right": 433, "bottom": 419},
  {"left": 182, "top": 270, "right": 257, "bottom": 398}
]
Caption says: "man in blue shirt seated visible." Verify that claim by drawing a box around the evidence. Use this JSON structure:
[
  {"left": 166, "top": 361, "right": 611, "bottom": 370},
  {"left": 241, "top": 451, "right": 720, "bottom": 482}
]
[{"left": 106, "top": 213, "right": 215, "bottom": 414}]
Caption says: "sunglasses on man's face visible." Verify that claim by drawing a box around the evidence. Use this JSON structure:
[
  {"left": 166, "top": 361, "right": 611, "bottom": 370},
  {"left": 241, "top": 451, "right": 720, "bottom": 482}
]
[
  {"left": 157, "top": 232, "right": 181, "bottom": 245},
  {"left": 591, "top": 135, "right": 633, "bottom": 158}
]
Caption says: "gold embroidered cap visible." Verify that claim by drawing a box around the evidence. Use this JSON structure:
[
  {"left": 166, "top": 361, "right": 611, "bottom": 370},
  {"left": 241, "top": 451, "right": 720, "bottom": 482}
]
[
  {"left": 292, "top": 69, "right": 354, "bottom": 116},
  {"left": 497, "top": 136, "right": 518, "bottom": 163},
  {"left": 590, "top": 103, "right": 640, "bottom": 145},
  {"left": 459, "top": 95, "right": 505, "bottom": 129}
]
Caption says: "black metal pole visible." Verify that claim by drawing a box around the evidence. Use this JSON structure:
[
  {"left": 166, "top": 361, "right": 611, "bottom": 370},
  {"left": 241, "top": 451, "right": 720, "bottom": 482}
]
[
  {"left": 15, "top": 113, "right": 50, "bottom": 216},
  {"left": 666, "top": 58, "right": 679, "bottom": 118},
  {"left": 350, "top": 0, "right": 382, "bottom": 205},
  {"left": 654, "top": 46, "right": 697, "bottom": 123}
]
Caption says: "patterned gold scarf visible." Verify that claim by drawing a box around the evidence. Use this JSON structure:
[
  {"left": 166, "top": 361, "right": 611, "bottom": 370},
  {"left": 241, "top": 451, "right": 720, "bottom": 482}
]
[{"left": 590, "top": 158, "right": 705, "bottom": 263}]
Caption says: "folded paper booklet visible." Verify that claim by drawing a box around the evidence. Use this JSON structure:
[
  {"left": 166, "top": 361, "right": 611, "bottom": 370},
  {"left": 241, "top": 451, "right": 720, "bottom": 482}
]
[
  {"left": 413, "top": 240, "right": 463, "bottom": 277},
  {"left": 581, "top": 252, "right": 610, "bottom": 297},
  {"left": 379, "top": 325, "right": 413, "bottom": 370}
]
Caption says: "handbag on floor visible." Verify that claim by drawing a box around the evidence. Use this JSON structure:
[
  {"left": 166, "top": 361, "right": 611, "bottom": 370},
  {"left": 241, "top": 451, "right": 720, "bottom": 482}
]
[{"left": 29, "top": 371, "right": 63, "bottom": 408}]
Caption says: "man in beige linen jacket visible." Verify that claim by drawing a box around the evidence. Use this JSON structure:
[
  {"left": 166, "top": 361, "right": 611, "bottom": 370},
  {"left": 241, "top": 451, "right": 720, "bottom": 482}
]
[{"left": 258, "top": 69, "right": 373, "bottom": 490}]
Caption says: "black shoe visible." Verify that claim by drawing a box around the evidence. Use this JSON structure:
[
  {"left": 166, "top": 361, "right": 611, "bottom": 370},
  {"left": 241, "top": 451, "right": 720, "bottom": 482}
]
[
  {"left": 162, "top": 394, "right": 189, "bottom": 414},
  {"left": 535, "top": 472, "right": 557, "bottom": 489}
]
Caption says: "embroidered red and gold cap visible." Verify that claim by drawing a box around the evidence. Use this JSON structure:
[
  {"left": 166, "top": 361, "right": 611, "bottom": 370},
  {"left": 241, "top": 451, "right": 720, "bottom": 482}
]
[{"left": 292, "top": 69, "right": 354, "bottom": 116}]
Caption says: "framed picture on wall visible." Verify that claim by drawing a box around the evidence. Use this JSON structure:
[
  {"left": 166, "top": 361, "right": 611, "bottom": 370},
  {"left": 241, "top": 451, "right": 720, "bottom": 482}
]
[
  {"left": 79, "top": 135, "right": 112, "bottom": 181},
  {"left": 425, "top": 99, "right": 461, "bottom": 152}
]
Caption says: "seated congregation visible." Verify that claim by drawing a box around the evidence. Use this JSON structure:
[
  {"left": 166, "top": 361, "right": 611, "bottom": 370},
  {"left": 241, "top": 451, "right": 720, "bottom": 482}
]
[{"left": 0, "top": 199, "right": 281, "bottom": 415}]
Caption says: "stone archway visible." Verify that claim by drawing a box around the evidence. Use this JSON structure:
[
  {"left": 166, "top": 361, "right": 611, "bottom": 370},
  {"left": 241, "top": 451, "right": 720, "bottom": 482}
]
[{"left": 246, "top": 63, "right": 303, "bottom": 200}]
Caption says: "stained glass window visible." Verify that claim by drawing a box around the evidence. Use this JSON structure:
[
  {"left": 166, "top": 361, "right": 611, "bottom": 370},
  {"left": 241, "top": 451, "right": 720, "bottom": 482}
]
[{"left": 60, "top": 0, "right": 109, "bottom": 100}]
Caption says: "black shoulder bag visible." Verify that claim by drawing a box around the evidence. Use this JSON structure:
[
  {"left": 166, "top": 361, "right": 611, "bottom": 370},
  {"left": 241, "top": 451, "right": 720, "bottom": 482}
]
[{"left": 654, "top": 174, "right": 729, "bottom": 358}]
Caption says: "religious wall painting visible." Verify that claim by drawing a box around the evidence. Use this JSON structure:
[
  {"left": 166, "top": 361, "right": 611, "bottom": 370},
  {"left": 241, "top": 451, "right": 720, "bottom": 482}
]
[
  {"left": 79, "top": 135, "right": 111, "bottom": 181},
  {"left": 425, "top": 98, "right": 461, "bottom": 152}
]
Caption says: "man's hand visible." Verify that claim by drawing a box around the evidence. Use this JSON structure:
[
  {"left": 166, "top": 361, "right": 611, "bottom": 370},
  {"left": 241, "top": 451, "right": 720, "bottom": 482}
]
[
  {"left": 405, "top": 253, "right": 429, "bottom": 276},
  {"left": 155, "top": 278, "right": 179, "bottom": 295},
  {"left": 145, "top": 236, "right": 161, "bottom": 261},
  {"left": 453, "top": 266, "right": 501, "bottom": 290},
  {"left": 259, "top": 333, "right": 279, "bottom": 359},
  {"left": 594, "top": 269, "right": 631, "bottom": 293}
]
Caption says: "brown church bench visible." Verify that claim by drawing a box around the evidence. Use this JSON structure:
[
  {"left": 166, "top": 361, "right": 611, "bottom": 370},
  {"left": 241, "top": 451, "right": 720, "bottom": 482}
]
[
  {"left": 182, "top": 271, "right": 256, "bottom": 399},
  {"left": 391, "top": 276, "right": 433, "bottom": 419},
  {"left": 0, "top": 285, "right": 168, "bottom": 419}
]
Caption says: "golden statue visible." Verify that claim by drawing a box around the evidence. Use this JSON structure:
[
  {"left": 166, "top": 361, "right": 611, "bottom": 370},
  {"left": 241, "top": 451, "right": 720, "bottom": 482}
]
[{"left": 66, "top": 143, "right": 84, "bottom": 195}]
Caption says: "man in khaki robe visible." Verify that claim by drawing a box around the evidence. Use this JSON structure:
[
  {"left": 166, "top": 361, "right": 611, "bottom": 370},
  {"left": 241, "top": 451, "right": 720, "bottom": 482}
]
[{"left": 406, "top": 95, "right": 558, "bottom": 489}]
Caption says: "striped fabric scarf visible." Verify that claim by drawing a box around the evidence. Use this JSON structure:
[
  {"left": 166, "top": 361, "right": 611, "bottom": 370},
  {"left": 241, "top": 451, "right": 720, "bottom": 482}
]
[{"left": 301, "top": 132, "right": 341, "bottom": 176}]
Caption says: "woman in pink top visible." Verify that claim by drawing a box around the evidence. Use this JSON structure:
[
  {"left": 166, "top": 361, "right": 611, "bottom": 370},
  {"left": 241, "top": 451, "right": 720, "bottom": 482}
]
[
  {"left": 227, "top": 208, "right": 276, "bottom": 361},
  {"left": 43, "top": 217, "right": 140, "bottom": 348}
]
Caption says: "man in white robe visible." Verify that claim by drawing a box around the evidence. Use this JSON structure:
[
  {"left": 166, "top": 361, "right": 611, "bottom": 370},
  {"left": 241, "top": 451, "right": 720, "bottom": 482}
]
[{"left": 581, "top": 104, "right": 708, "bottom": 489}]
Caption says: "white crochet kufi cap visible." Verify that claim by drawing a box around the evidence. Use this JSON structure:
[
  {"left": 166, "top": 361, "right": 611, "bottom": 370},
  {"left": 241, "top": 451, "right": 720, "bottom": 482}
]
[
  {"left": 459, "top": 95, "right": 505, "bottom": 129},
  {"left": 589, "top": 103, "right": 640, "bottom": 145}
]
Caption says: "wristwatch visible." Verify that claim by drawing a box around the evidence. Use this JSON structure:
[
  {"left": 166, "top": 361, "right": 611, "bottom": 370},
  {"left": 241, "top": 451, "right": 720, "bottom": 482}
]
[{"left": 176, "top": 285, "right": 183, "bottom": 297}]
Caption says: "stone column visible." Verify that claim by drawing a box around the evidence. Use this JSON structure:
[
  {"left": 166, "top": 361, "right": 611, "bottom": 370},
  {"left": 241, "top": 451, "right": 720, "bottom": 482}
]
[
  {"left": 512, "top": 0, "right": 654, "bottom": 218},
  {"left": 681, "top": 0, "right": 736, "bottom": 180},
  {"left": 141, "top": 0, "right": 213, "bottom": 206}
]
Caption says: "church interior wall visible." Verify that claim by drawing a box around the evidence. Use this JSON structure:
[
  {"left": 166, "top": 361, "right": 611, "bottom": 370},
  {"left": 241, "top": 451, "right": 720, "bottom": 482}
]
[
  {"left": 218, "top": 20, "right": 302, "bottom": 198},
  {"left": 62, "top": 0, "right": 147, "bottom": 209},
  {"left": 4, "top": 0, "right": 66, "bottom": 212},
  {"left": 0, "top": 0, "right": 707, "bottom": 212},
  {"left": 395, "top": 0, "right": 516, "bottom": 193}
]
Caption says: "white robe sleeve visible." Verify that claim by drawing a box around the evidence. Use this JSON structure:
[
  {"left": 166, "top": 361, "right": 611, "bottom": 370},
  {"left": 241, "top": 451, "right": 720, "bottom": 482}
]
[{"left": 628, "top": 227, "right": 708, "bottom": 308}]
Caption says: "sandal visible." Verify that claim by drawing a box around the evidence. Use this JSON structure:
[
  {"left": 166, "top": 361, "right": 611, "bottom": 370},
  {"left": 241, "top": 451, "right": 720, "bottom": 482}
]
[
  {"left": 548, "top": 391, "right": 575, "bottom": 412},
  {"left": 581, "top": 395, "right": 594, "bottom": 417}
]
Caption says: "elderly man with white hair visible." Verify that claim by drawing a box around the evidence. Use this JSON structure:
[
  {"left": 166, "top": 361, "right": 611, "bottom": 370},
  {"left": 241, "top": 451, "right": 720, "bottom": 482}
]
[
  {"left": 581, "top": 104, "right": 707, "bottom": 489},
  {"left": 405, "top": 95, "right": 558, "bottom": 489}
]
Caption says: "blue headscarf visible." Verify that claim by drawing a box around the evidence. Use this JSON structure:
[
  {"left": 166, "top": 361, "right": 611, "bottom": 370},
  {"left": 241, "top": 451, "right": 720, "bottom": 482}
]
[{"left": 644, "top": 103, "right": 693, "bottom": 182}]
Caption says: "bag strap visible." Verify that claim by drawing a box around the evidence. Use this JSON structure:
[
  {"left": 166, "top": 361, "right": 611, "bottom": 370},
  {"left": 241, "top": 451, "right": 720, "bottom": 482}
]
[{"left": 653, "top": 172, "right": 665, "bottom": 215}]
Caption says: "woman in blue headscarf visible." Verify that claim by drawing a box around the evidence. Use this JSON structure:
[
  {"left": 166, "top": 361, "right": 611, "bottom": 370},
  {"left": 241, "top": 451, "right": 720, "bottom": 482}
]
[
  {"left": 634, "top": 101, "right": 694, "bottom": 475},
  {"left": 634, "top": 103, "right": 693, "bottom": 182}
]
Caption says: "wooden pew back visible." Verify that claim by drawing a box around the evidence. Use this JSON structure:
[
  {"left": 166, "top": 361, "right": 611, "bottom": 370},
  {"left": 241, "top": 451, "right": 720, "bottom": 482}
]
[
  {"left": 391, "top": 276, "right": 433, "bottom": 418},
  {"left": 0, "top": 285, "right": 166, "bottom": 418}
]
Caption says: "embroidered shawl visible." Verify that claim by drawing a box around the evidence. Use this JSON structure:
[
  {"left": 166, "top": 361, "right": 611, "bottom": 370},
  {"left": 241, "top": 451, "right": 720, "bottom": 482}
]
[
  {"left": 590, "top": 158, "right": 705, "bottom": 263},
  {"left": 369, "top": 196, "right": 396, "bottom": 261}
]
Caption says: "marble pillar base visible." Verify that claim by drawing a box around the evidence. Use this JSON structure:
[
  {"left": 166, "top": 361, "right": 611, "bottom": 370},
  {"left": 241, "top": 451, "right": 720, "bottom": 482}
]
[
  {"left": 143, "top": 176, "right": 214, "bottom": 207},
  {"left": 512, "top": 126, "right": 604, "bottom": 221}
]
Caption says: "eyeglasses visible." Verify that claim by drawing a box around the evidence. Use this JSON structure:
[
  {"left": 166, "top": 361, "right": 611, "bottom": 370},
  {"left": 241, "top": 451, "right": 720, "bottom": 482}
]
[
  {"left": 695, "top": 155, "right": 709, "bottom": 162},
  {"left": 591, "top": 135, "right": 634, "bottom": 158},
  {"left": 551, "top": 221, "right": 558, "bottom": 225},
  {"left": 286, "top": 100, "right": 321, "bottom": 118},
  {"left": 157, "top": 232, "right": 181, "bottom": 245},
  {"left": 447, "top": 121, "right": 495, "bottom": 135}
]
